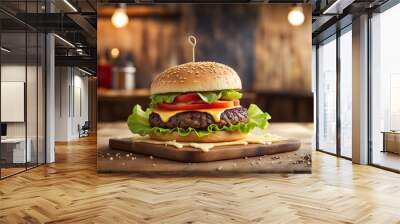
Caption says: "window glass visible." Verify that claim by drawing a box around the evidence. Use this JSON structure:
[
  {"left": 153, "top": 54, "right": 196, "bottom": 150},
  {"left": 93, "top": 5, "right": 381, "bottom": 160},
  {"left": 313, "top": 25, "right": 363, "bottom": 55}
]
[
  {"left": 371, "top": 3, "right": 400, "bottom": 171},
  {"left": 339, "top": 29, "right": 352, "bottom": 158},
  {"left": 317, "top": 37, "right": 337, "bottom": 154}
]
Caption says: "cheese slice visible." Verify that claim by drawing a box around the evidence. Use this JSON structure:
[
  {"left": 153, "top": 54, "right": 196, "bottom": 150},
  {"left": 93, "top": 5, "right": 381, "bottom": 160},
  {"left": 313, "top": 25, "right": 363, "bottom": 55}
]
[
  {"left": 129, "top": 133, "right": 286, "bottom": 152},
  {"left": 153, "top": 106, "right": 239, "bottom": 123}
]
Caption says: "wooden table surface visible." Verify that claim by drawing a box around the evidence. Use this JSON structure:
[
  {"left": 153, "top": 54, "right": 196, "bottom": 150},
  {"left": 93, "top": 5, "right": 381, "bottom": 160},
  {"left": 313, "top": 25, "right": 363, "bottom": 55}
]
[
  {"left": 2, "top": 125, "right": 400, "bottom": 223},
  {"left": 97, "top": 123, "right": 312, "bottom": 174}
]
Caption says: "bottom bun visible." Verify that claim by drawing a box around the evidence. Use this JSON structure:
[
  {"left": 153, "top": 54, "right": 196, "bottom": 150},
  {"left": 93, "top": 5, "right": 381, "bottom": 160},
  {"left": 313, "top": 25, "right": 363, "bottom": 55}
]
[{"left": 149, "top": 131, "right": 247, "bottom": 143}]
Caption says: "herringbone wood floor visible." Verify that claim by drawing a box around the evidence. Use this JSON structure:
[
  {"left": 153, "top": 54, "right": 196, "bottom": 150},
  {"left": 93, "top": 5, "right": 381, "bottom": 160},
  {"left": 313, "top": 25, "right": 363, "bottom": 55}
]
[{"left": 1, "top": 129, "right": 400, "bottom": 223}]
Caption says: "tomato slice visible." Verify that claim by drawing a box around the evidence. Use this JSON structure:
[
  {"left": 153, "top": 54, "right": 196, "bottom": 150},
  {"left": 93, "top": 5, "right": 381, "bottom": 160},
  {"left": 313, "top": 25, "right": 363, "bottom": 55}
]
[
  {"left": 233, "top": 99, "right": 240, "bottom": 106},
  {"left": 158, "top": 100, "right": 235, "bottom": 111},
  {"left": 174, "top": 93, "right": 200, "bottom": 103}
]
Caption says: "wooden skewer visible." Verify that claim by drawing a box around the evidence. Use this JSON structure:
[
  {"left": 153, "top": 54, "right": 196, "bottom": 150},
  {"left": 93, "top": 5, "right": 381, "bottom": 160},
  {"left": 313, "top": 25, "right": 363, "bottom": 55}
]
[{"left": 188, "top": 35, "right": 197, "bottom": 62}]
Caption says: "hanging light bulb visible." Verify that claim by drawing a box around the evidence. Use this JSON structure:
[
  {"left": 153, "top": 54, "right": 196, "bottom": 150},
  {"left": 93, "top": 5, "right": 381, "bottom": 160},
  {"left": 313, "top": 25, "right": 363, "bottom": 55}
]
[
  {"left": 110, "top": 48, "right": 120, "bottom": 58},
  {"left": 111, "top": 4, "right": 128, "bottom": 28},
  {"left": 288, "top": 6, "right": 305, "bottom": 27}
]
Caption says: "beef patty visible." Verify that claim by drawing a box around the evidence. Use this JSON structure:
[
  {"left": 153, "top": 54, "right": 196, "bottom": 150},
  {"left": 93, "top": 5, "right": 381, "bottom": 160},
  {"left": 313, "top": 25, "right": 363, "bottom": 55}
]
[{"left": 149, "top": 107, "right": 248, "bottom": 129}]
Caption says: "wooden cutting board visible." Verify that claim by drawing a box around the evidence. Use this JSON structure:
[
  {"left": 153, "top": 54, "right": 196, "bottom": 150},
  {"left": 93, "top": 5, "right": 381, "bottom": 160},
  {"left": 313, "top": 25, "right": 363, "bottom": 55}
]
[{"left": 109, "top": 138, "right": 301, "bottom": 163}]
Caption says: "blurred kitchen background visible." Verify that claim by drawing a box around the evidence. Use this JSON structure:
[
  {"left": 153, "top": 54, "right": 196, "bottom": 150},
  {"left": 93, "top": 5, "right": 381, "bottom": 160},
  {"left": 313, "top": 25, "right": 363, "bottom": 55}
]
[{"left": 97, "top": 4, "right": 312, "bottom": 122}]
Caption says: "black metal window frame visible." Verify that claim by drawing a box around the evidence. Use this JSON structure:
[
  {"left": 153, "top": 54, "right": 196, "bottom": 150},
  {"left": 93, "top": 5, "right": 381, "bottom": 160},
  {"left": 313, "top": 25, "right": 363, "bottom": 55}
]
[
  {"left": 0, "top": 0, "right": 48, "bottom": 180},
  {"left": 315, "top": 0, "right": 400, "bottom": 173}
]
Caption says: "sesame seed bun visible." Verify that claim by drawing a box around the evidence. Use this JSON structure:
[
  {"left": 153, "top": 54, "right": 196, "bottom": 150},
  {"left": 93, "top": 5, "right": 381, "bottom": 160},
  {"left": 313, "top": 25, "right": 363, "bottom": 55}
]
[
  {"left": 149, "top": 131, "right": 247, "bottom": 143},
  {"left": 150, "top": 62, "right": 242, "bottom": 95}
]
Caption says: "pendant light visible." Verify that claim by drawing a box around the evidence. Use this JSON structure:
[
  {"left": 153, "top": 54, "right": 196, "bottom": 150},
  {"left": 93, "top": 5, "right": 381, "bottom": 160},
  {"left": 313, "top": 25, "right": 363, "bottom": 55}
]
[
  {"left": 112, "top": 3, "right": 129, "bottom": 29},
  {"left": 288, "top": 6, "right": 305, "bottom": 27}
]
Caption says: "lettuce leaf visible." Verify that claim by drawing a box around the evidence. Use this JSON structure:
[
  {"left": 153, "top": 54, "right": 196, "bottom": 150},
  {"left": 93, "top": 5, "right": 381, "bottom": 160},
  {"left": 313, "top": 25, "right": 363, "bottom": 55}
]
[
  {"left": 197, "top": 92, "right": 222, "bottom": 103},
  {"left": 127, "top": 105, "right": 152, "bottom": 135},
  {"left": 149, "top": 90, "right": 242, "bottom": 106},
  {"left": 196, "top": 90, "right": 243, "bottom": 103},
  {"left": 149, "top": 93, "right": 179, "bottom": 108},
  {"left": 127, "top": 104, "right": 271, "bottom": 137},
  {"left": 220, "top": 90, "right": 243, "bottom": 100}
]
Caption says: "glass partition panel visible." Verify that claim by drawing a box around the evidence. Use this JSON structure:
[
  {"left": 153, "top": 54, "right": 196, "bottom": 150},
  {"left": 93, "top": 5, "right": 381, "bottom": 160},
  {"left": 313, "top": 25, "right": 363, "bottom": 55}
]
[
  {"left": 1, "top": 30, "right": 27, "bottom": 177},
  {"left": 317, "top": 37, "right": 337, "bottom": 154},
  {"left": 27, "top": 30, "right": 38, "bottom": 169},
  {"left": 0, "top": 0, "right": 46, "bottom": 179},
  {"left": 38, "top": 32, "right": 45, "bottom": 165},
  {"left": 37, "top": 1, "right": 46, "bottom": 166},
  {"left": 26, "top": 0, "right": 42, "bottom": 169}
]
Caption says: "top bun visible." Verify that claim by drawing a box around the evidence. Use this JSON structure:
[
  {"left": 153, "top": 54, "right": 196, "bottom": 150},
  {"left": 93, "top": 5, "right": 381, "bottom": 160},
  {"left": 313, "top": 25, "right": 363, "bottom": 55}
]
[{"left": 150, "top": 62, "right": 242, "bottom": 95}]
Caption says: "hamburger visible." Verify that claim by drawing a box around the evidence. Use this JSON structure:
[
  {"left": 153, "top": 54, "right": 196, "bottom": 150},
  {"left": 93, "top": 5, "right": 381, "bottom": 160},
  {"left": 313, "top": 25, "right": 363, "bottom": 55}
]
[{"left": 128, "top": 61, "right": 271, "bottom": 143}]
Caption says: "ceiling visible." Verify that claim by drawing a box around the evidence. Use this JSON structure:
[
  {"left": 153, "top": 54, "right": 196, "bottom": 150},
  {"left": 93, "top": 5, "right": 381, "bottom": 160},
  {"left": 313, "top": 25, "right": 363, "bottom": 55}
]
[
  {"left": 0, "top": 0, "right": 97, "bottom": 73},
  {"left": 99, "top": 0, "right": 310, "bottom": 2},
  {"left": 1, "top": 0, "right": 395, "bottom": 70},
  {"left": 312, "top": 0, "right": 391, "bottom": 43}
]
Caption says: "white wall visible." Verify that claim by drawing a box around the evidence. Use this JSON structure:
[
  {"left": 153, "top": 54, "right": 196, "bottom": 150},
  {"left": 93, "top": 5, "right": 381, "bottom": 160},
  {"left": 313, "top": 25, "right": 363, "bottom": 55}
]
[
  {"left": 55, "top": 67, "right": 89, "bottom": 141},
  {"left": 1, "top": 65, "right": 26, "bottom": 138},
  {"left": 1, "top": 65, "right": 37, "bottom": 138},
  {"left": 72, "top": 74, "right": 89, "bottom": 138},
  {"left": 55, "top": 67, "right": 70, "bottom": 141}
]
